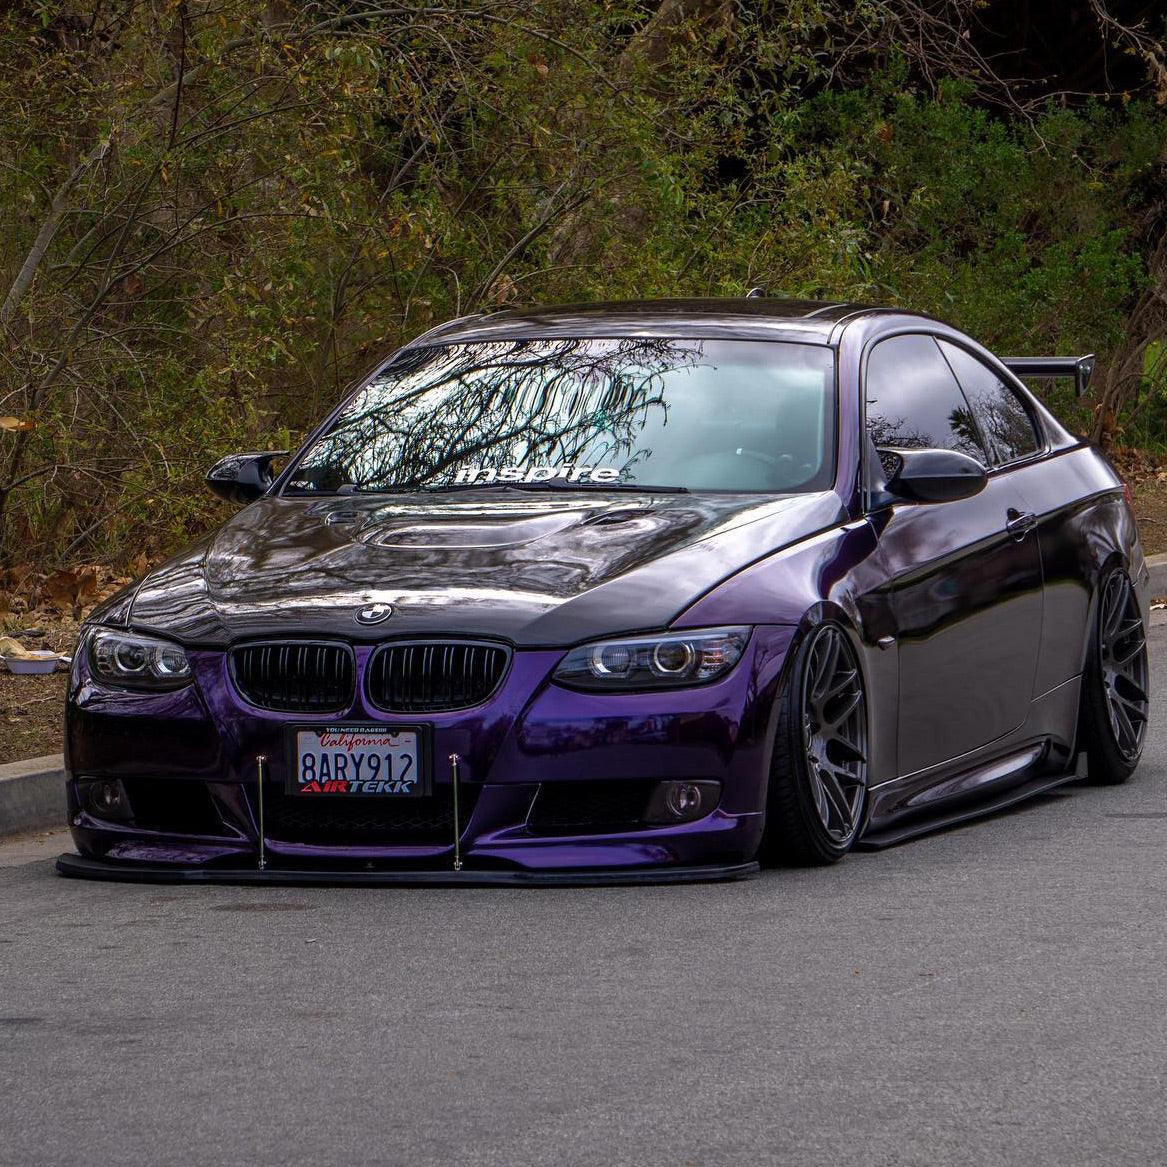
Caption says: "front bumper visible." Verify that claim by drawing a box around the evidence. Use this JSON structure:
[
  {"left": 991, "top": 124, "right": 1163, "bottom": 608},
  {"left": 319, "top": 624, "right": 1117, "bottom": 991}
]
[{"left": 62, "top": 626, "right": 795, "bottom": 881}]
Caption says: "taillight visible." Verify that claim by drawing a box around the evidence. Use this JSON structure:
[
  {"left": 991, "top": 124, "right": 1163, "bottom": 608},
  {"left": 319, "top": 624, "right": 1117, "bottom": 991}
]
[{"left": 1123, "top": 481, "right": 1134, "bottom": 506}]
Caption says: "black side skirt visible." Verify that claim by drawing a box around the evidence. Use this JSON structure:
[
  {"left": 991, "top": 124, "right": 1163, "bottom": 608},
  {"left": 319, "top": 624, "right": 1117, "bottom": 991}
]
[{"left": 856, "top": 771, "right": 1076, "bottom": 850}]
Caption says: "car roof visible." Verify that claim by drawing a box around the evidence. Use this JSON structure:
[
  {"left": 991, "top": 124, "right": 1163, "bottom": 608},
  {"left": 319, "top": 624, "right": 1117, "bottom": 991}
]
[{"left": 407, "top": 298, "right": 938, "bottom": 347}]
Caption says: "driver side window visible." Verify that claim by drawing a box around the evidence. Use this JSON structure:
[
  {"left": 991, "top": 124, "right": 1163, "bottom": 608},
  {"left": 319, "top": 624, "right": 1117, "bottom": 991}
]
[{"left": 864, "top": 334, "right": 990, "bottom": 465}]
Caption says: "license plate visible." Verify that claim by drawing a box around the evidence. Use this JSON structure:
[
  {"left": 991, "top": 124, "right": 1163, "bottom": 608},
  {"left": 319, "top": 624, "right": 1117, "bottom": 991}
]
[{"left": 287, "top": 725, "right": 427, "bottom": 797}]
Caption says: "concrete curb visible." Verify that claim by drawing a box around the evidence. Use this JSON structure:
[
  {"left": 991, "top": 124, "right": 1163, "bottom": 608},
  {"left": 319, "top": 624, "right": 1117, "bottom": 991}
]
[
  {"left": 1148, "top": 552, "right": 1167, "bottom": 599},
  {"left": 0, "top": 754, "right": 66, "bottom": 838}
]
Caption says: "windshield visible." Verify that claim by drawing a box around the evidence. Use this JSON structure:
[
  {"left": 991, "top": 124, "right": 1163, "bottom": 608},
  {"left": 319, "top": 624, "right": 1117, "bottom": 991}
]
[{"left": 284, "top": 338, "right": 836, "bottom": 494}]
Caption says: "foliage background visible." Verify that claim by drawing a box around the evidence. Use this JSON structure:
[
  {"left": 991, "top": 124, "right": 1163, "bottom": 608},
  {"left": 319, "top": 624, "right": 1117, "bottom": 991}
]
[{"left": 0, "top": 0, "right": 1165, "bottom": 568}]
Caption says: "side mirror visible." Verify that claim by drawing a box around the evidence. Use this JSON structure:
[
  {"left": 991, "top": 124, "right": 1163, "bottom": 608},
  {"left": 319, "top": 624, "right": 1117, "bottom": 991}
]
[
  {"left": 878, "top": 446, "right": 987, "bottom": 504},
  {"left": 205, "top": 451, "right": 288, "bottom": 505}
]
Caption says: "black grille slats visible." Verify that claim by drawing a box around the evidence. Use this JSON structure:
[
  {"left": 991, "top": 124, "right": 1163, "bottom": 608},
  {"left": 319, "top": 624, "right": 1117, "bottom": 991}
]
[
  {"left": 366, "top": 641, "right": 509, "bottom": 713},
  {"left": 231, "top": 643, "right": 354, "bottom": 713},
  {"left": 229, "top": 639, "right": 507, "bottom": 714}
]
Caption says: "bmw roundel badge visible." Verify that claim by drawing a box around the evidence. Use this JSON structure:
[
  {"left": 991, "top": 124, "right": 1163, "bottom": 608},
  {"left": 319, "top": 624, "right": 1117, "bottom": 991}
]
[{"left": 356, "top": 602, "right": 394, "bottom": 624}]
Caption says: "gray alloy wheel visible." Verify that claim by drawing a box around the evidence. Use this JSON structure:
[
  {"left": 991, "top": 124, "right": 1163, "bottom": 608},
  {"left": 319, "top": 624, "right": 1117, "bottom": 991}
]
[
  {"left": 761, "top": 622, "right": 869, "bottom": 865},
  {"left": 1097, "top": 571, "right": 1149, "bottom": 762},
  {"left": 801, "top": 625, "right": 869, "bottom": 843},
  {"left": 1080, "top": 569, "right": 1149, "bottom": 784}
]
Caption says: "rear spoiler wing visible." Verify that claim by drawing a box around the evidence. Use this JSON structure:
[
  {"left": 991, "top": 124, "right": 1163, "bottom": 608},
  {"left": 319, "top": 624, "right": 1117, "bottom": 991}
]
[{"left": 1001, "top": 354, "right": 1095, "bottom": 397}]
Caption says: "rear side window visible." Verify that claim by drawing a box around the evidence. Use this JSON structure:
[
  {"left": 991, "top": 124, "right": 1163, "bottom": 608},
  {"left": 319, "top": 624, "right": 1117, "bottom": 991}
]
[
  {"left": 937, "top": 339, "right": 1041, "bottom": 465},
  {"left": 864, "top": 334, "right": 988, "bottom": 463}
]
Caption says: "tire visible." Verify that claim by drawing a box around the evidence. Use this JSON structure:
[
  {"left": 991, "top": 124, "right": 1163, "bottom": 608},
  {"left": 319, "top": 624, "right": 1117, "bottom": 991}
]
[
  {"left": 1079, "top": 569, "right": 1149, "bottom": 785},
  {"left": 759, "top": 622, "right": 869, "bottom": 866}
]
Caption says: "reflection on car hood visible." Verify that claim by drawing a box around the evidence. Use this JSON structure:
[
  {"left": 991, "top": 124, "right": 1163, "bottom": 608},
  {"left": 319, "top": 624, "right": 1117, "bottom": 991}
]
[{"left": 124, "top": 490, "right": 846, "bottom": 646}]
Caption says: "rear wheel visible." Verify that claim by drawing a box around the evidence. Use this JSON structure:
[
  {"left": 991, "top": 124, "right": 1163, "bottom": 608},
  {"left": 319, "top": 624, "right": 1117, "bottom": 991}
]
[
  {"left": 760, "top": 623, "right": 869, "bottom": 865},
  {"left": 1079, "top": 569, "right": 1149, "bottom": 784}
]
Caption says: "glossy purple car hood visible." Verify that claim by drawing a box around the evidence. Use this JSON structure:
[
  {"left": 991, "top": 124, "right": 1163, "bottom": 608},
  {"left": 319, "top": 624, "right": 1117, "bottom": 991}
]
[{"left": 119, "top": 489, "right": 845, "bottom": 647}]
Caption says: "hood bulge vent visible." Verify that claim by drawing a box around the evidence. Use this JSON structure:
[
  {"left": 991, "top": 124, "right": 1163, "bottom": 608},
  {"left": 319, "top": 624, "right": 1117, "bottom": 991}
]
[
  {"left": 366, "top": 641, "right": 510, "bottom": 713},
  {"left": 583, "top": 509, "right": 650, "bottom": 526},
  {"left": 230, "top": 642, "right": 355, "bottom": 713}
]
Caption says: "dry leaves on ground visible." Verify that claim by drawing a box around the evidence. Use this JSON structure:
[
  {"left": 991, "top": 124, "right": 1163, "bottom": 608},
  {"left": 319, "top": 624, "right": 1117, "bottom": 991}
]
[{"left": 0, "top": 556, "right": 150, "bottom": 629}]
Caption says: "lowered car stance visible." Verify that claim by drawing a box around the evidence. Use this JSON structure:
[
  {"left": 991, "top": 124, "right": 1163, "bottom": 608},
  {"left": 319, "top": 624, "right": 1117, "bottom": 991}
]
[{"left": 56, "top": 299, "right": 1150, "bottom": 885}]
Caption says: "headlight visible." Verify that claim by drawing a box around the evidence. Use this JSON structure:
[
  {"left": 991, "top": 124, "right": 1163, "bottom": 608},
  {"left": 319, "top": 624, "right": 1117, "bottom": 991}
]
[
  {"left": 88, "top": 629, "right": 192, "bottom": 689},
  {"left": 553, "top": 626, "right": 751, "bottom": 691}
]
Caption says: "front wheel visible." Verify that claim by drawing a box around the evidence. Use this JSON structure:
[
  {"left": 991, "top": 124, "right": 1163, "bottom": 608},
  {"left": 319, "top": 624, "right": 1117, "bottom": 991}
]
[
  {"left": 760, "top": 623, "right": 869, "bottom": 866},
  {"left": 1079, "top": 569, "right": 1149, "bottom": 784}
]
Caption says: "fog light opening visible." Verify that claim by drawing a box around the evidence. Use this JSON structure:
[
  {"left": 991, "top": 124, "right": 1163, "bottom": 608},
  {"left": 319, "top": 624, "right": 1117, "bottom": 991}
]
[
  {"left": 645, "top": 779, "right": 721, "bottom": 825},
  {"left": 665, "top": 782, "right": 704, "bottom": 818},
  {"left": 81, "top": 778, "right": 132, "bottom": 823}
]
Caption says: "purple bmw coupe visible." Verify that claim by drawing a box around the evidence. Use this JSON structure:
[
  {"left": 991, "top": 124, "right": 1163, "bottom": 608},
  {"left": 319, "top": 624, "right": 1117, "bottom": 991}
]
[{"left": 57, "top": 299, "right": 1149, "bottom": 885}]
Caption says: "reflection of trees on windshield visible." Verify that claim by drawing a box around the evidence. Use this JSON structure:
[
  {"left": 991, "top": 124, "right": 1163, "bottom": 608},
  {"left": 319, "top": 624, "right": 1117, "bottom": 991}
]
[{"left": 291, "top": 338, "right": 700, "bottom": 491}]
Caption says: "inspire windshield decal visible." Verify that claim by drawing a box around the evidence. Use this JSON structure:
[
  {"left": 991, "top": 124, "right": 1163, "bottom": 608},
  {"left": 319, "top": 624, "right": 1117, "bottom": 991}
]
[{"left": 452, "top": 465, "right": 622, "bottom": 484}]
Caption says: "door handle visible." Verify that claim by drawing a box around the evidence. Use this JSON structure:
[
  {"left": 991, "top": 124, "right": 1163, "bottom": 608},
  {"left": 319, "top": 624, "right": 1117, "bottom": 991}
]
[{"left": 1005, "top": 509, "right": 1037, "bottom": 540}]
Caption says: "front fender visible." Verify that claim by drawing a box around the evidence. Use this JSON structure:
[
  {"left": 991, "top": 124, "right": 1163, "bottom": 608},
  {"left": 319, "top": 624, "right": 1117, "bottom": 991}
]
[{"left": 675, "top": 519, "right": 898, "bottom": 786}]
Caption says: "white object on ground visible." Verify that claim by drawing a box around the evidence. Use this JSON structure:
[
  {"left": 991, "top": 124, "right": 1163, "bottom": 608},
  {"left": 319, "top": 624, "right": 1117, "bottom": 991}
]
[{"left": 2, "top": 650, "right": 59, "bottom": 674}]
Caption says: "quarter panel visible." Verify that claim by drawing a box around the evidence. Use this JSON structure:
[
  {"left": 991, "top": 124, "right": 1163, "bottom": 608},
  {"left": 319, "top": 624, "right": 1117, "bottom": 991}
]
[{"left": 1006, "top": 445, "right": 1140, "bottom": 693}]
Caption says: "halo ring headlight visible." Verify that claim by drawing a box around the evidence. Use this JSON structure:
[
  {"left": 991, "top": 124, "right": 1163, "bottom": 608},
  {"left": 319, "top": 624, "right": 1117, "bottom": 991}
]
[
  {"left": 651, "top": 640, "right": 695, "bottom": 677},
  {"left": 89, "top": 629, "right": 193, "bottom": 690},
  {"left": 554, "top": 627, "right": 751, "bottom": 692},
  {"left": 589, "top": 643, "right": 634, "bottom": 678}
]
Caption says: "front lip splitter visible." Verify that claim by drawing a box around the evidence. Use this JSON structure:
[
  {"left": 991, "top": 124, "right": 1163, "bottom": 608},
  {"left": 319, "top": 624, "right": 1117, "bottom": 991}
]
[{"left": 55, "top": 852, "right": 759, "bottom": 887}]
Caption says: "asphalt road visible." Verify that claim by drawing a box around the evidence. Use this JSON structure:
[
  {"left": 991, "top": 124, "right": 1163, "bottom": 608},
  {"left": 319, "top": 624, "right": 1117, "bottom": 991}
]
[{"left": 3, "top": 626, "right": 1167, "bottom": 1167}]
